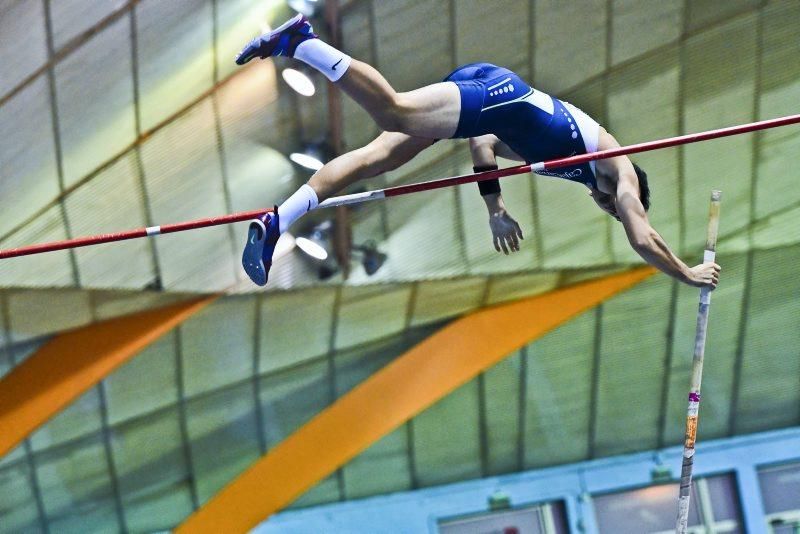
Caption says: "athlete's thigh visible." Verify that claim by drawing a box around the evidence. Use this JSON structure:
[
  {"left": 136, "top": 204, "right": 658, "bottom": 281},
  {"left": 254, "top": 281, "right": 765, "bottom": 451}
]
[
  {"left": 394, "top": 82, "right": 462, "bottom": 139},
  {"left": 366, "top": 131, "right": 436, "bottom": 171}
]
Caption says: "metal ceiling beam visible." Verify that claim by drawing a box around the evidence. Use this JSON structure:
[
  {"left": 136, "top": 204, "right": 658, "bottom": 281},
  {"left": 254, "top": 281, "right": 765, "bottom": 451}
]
[
  {"left": 210, "top": 0, "right": 241, "bottom": 283},
  {"left": 42, "top": 0, "right": 79, "bottom": 285},
  {"left": 528, "top": 0, "right": 546, "bottom": 267},
  {"left": 517, "top": 345, "right": 529, "bottom": 471},
  {"left": 557, "top": 5, "right": 766, "bottom": 101},
  {"left": 656, "top": 280, "right": 680, "bottom": 448},
  {"left": 176, "top": 267, "right": 655, "bottom": 533},
  {"left": 587, "top": 304, "right": 603, "bottom": 459},
  {"left": 601, "top": 0, "right": 616, "bottom": 264},
  {"left": 175, "top": 327, "right": 200, "bottom": 510},
  {"left": 325, "top": 285, "right": 346, "bottom": 500},
  {"left": 89, "top": 290, "right": 128, "bottom": 534},
  {"left": 129, "top": 4, "right": 163, "bottom": 290},
  {"left": 1, "top": 295, "right": 49, "bottom": 534},
  {"left": 325, "top": 0, "right": 353, "bottom": 281},
  {"left": 252, "top": 295, "right": 267, "bottom": 455},
  {"left": 402, "top": 282, "right": 420, "bottom": 490}
]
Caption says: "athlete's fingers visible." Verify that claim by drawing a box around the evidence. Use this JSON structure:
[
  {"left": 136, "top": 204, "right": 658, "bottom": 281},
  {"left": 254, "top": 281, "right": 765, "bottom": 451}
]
[
  {"left": 515, "top": 222, "right": 523, "bottom": 240},
  {"left": 509, "top": 232, "right": 519, "bottom": 251},
  {"left": 493, "top": 235, "right": 501, "bottom": 253},
  {"left": 505, "top": 236, "right": 514, "bottom": 253},
  {"left": 499, "top": 237, "right": 509, "bottom": 255}
]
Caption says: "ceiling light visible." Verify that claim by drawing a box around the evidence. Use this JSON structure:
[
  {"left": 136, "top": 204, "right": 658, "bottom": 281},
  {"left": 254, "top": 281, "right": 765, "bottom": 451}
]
[
  {"left": 273, "top": 232, "right": 296, "bottom": 261},
  {"left": 282, "top": 68, "right": 316, "bottom": 96},
  {"left": 287, "top": 0, "right": 322, "bottom": 17},
  {"left": 295, "top": 236, "right": 328, "bottom": 260},
  {"left": 289, "top": 152, "right": 324, "bottom": 171}
]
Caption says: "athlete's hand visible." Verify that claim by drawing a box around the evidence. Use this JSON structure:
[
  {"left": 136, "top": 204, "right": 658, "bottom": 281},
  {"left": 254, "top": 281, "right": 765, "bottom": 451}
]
[
  {"left": 489, "top": 210, "right": 523, "bottom": 254},
  {"left": 687, "top": 262, "right": 721, "bottom": 288}
]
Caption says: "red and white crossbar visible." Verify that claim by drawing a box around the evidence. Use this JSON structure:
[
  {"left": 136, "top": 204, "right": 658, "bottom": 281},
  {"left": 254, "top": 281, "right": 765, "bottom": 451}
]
[{"left": 0, "top": 113, "right": 798, "bottom": 260}]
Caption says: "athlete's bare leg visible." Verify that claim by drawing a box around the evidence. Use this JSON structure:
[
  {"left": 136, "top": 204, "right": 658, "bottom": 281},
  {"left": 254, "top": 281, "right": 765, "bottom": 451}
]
[
  {"left": 235, "top": 15, "right": 462, "bottom": 140},
  {"left": 235, "top": 15, "right": 450, "bottom": 284},
  {"left": 308, "top": 131, "right": 434, "bottom": 200},
  {"left": 337, "top": 60, "right": 461, "bottom": 139}
]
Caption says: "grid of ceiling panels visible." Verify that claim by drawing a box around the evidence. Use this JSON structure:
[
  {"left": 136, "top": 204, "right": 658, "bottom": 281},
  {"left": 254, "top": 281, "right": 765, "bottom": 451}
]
[
  {"left": 340, "top": 0, "right": 800, "bottom": 285},
  {"left": 0, "top": 0, "right": 795, "bottom": 295},
  {"left": 1, "top": 0, "right": 800, "bottom": 532},
  {"left": 2, "top": 242, "right": 799, "bottom": 531},
  {"left": 0, "top": 0, "right": 302, "bottom": 293}
]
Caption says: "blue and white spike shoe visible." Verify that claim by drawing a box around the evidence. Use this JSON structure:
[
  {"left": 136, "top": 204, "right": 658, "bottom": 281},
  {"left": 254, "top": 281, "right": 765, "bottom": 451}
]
[
  {"left": 242, "top": 208, "right": 280, "bottom": 286},
  {"left": 235, "top": 13, "right": 317, "bottom": 65}
]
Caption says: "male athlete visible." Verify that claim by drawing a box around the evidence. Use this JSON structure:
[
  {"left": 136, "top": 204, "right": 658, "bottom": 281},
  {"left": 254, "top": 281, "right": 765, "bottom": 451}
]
[{"left": 236, "top": 14, "right": 720, "bottom": 289}]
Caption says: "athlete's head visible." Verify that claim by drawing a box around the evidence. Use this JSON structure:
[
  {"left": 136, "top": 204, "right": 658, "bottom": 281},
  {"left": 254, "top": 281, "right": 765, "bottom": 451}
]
[
  {"left": 633, "top": 162, "right": 651, "bottom": 211},
  {"left": 590, "top": 162, "right": 650, "bottom": 221}
]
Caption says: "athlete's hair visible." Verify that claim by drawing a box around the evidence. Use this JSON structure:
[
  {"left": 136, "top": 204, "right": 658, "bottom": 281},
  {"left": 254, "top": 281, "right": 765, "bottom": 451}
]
[{"left": 632, "top": 162, "right": 650, "bottom": 211}]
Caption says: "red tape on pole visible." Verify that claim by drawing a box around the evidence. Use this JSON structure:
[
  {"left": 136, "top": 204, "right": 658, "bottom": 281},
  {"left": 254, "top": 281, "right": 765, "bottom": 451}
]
[{"left": 0, "top": 113, "right": 798, "bottom": 260}]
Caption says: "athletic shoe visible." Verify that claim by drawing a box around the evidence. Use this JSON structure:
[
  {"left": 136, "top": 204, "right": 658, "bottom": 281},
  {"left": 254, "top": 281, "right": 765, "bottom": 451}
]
[
  {"left": 242, "top": 208, "right": 280, "bottom": 286},
  {"left": 235, "top": 13, "right": 317, "bottom": 65}
]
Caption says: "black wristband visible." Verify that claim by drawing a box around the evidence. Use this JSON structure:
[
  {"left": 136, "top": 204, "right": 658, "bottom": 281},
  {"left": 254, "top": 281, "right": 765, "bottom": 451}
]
[{"left": 474, "top": 165, "right": 501, "bottom": 196}]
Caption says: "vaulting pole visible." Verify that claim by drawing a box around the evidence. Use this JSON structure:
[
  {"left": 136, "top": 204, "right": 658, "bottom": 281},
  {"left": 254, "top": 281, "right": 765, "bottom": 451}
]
[
  {"left": 0, "top": 114, "right": 793, "bottom": 260},
  {"left": 676, "top": 190, "right": 722, "bottom": 533}
]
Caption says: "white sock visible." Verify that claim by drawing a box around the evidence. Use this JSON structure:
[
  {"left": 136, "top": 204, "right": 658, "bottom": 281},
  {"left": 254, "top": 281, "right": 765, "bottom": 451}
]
[
  {"left": 294, "top": 39, "right": 352, "bottom": 82},
  {"left": 278, "top": 184, "right": 319, "bottom": 233}
]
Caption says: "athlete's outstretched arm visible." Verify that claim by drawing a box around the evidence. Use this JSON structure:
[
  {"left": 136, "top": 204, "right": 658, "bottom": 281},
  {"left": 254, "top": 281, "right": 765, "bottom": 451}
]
[
  {"left": 469, "top": 135, "right": 524, "bottom": 254},
  {"left": 613, "top": 161, "right": 720, "bottom": 288}
]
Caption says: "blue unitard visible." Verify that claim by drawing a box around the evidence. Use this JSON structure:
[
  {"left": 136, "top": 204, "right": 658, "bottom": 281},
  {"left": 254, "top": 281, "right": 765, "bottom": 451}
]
[{"left": 443, "top": 62, "right": 600, "bottom": 188}]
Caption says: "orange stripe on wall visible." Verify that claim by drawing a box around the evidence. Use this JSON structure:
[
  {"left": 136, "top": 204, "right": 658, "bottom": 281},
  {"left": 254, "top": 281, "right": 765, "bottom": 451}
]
[
  {"left": 178, "top": 267, "right": 656, "bottom": 533},
  {"left": 0, "top": 296, "right": 217, "bottom": 458}
]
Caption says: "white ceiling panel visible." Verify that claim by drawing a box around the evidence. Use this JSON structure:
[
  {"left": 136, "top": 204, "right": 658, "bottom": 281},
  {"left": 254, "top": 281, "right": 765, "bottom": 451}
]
[
  {"left": 485, "top": 271, "right": 560, "bottom": 306},
  {"left": 683, "top": 15, "right": 758, "bottom": 251},
  {"left": 454, "top": 0, "right": 530, "bottom": 77},
  {"left": 754, "top": 1, "right": 800, "bottom": 220},
  {"left": 105, "top": 332, "right": 178, "bottom": 426},
  {"left": 410, "top": 276, "right": 486, "bottom": 327},
  {"left": 6, "top": 288, "right": 91, "bottom": 343},
  {"left": 685, "top": 0, "right": 760, "bottom": 32},
  {"left": 533, "top": 0, "right": 607, "bottom": 95},
  {"left": 55, "top": 14, "right": 136, "bottom": 189},
  {"left": 0, "top": 0, "right": 47, "bottom": 96},
  {"left": 49, "top": 0, "right": 126, "bottom": 51},
  {"left": 135, "top": 0, "right": 214, "bottom": 132},
  {"left": 215, "top": 0, "right": 285, "bottom": 83},
  {"left": 140, "top": 98, "right": 236, "bottom": 291},
  {"left": 259, "top": 287, "right": 337, "bottom": 373},
  {"left": 0, "top": 76, "right": 59, "bottom": 237},
  {"left": 340, "top": 0, "right": 378, "bottom": 151},
  {"left": 607, "top": 49, "right": 681, "bottom": 252},
  {"left": 64, "top": 153, "right": 155, "bottom": 289},
  {"left": 180, "top": 296, "right": 257, "bottom": 397},
  {"left": 373, "top": 0, "right": 452, "bottom": 92},
  {"left": 335, "top": 284, "right": 412, "bottom": 350},
  {"left": 611, "top": 0, "right": 681, "bottom": 66},
  {"left": 216, "top": 66, "right": 296, "bottom": 214},
  {"left": 0, "top": 205, "right": 74, "bottom": 289}
]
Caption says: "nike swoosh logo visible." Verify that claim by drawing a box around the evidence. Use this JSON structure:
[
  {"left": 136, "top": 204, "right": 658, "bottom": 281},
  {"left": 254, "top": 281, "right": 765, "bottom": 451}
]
[
  {"left": 332, "top": 58, "right": 343, "bottom": 70},
  {"left": 250, "top": 233, "right": 256, "bottom": 245}
]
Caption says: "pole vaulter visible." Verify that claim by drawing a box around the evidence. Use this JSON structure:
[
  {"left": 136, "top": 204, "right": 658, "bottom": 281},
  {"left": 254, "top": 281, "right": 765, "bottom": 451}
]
[{"left": 0, "top": 113, "right": 797, "bottom": 260}]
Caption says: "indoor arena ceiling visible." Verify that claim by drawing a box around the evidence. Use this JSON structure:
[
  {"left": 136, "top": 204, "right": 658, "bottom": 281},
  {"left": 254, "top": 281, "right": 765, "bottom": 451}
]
[{"left": 1, "top": 0, "right": 799, "bottom": 532}]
